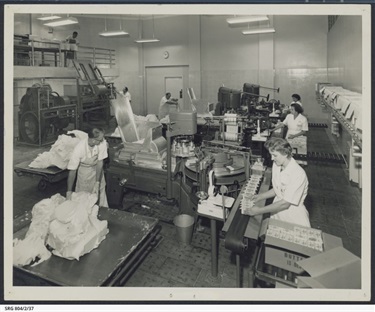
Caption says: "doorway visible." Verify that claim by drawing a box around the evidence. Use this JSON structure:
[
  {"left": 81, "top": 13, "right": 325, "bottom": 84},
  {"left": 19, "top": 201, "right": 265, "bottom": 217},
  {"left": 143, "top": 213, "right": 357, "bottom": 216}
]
[
  {"left": 145, "top": 66, "right": 189, "bottom": 116},
  {"left": 165, "top": 76, "right": 183, "bottom": 115}
]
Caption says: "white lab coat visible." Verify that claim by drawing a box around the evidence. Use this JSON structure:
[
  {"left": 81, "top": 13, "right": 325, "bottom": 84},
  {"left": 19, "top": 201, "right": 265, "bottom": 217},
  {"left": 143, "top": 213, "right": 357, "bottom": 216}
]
[
  {"left": 67, "top": 138, "right": 108, "bottom": 207},
  {"left": 283, "top": 113, "right": 308, "bottom": 140},
  {"left": 158, "top": 96, "right": 169, "bottom": 120},
  {"left": 270, "top": 157, "right": 311, "bottom": 227}
]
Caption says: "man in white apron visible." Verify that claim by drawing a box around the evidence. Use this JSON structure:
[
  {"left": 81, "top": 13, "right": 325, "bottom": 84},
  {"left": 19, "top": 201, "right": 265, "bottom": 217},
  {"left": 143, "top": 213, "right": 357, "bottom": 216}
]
[
  {"left": 244, "top": 138, "right": 310, "bottom": 227},
  {"left": 66, "top": 127, "right": 108, "bottom": 207}
]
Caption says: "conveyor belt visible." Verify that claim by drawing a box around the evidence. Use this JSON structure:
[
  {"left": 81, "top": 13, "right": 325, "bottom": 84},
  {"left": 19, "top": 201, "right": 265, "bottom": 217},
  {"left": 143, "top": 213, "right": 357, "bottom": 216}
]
[
  {"left": 224, "top": 209, "right": 249, "bottom": 254},
  {"left": 294, "top": 151, "right": 347, "bottom": 164},
  {"left": 308, "top": 123, "right": 328, "bottom": 128}
]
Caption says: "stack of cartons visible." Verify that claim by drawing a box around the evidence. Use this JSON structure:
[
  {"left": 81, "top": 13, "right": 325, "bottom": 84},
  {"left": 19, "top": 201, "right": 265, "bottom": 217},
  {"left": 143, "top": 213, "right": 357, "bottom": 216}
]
[{"left": 259, "top": 218, "right": 361, "bottom": 289}]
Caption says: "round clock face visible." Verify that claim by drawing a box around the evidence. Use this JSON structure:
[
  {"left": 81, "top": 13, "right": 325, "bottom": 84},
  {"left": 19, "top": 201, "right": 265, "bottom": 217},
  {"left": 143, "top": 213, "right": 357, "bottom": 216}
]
[{"left": 163, "top": 51, "right": 169, "bottom": 59}]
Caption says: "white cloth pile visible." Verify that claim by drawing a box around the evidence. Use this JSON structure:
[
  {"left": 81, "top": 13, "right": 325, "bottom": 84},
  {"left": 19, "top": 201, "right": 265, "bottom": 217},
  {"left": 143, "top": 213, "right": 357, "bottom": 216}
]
[
  {"left": 13, "top": 192, "right": 109, "bottom": 267},
  {"left": 29, "top": 130, "right": 88, "bottom": 169}
]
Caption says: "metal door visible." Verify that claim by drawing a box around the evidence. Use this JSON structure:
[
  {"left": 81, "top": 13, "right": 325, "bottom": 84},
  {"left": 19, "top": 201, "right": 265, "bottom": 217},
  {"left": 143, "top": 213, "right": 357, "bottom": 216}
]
[
  {"left": 145, "top": 66, "right": 189, "bottom": 116},
  {"left": 165, "top": 76, "right": 183, "bottom": 114}
]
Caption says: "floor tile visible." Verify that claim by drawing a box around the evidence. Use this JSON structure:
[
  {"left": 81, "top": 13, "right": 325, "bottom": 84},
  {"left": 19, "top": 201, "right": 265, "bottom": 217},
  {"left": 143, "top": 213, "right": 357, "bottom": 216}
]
[{"left": 157, "top": 258, "right": 202, "bottom": 287}]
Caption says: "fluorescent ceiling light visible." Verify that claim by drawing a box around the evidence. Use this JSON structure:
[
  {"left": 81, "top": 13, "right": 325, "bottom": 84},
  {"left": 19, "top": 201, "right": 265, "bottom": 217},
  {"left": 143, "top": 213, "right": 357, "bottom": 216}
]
[
  {"left": 37, "top": 15, "right": 61, "bottom": 21},
  {"left": 134, "top": 38, "right": 160, "bottom": 43},
  {"left": 242, "top": 27, "right": 275, "bottom": 35},
  {"left": 99, "top": 30, "right": 129, "bottom": 37},
  {"left": 99, "top": 16, "right": 129, "bottom": 37},
  {"left": 135, "top": 15, "right": 160, "bottom": 43},
  {"left": 44, "top": 16, "right": 78, "bottom": 27},
  {"left": 227, "top": 15, "right": 269, "bottom": 25}
]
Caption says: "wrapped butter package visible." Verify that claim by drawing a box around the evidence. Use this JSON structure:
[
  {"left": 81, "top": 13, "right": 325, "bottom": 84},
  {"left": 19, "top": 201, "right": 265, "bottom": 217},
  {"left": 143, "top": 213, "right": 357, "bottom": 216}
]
[
  {"left": 13, "top": 192, "right": 109, "bottom": 267},
  {"left": 29, "top": 130, "right": 88, "bottom": 169}
]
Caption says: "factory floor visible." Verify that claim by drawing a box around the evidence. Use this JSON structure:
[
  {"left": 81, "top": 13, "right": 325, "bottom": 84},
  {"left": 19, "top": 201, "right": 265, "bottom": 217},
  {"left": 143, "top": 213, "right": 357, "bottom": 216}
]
[{"left": 11, "top": 126, "right": 362, "bottom": 288}]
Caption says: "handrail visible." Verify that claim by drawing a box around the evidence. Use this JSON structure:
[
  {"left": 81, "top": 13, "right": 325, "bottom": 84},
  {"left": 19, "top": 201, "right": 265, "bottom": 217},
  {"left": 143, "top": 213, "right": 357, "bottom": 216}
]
[{"left": 14, "top": 36, "right": 116, "bottom": 68}]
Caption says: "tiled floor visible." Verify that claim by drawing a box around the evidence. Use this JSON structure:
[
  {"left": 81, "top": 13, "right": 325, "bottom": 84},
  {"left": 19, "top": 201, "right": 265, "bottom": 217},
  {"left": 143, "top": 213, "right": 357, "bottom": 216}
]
[{"left": 11, "top": 126, "right": 362, "bottom": 287}]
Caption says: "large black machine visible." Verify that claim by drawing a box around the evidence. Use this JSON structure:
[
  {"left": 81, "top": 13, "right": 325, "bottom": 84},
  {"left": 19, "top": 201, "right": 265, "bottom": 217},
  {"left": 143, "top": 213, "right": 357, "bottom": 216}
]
[
  {"left": 18, "top": 83, "right": 76, "bottom": 145},
  {"left": 18, "top": 60, "right": 115, "bottom": 145},
  {"left": 197, "top": 83, "right": 281, "bottom": 144},
  {"left": 218, "top": 83, "right": 281, "bottom": 116}
]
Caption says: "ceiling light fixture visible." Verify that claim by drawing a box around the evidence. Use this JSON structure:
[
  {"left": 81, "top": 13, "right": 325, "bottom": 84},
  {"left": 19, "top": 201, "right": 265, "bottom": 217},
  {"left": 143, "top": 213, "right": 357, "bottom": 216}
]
[
  {"left": 135, "top": 15, "right": 160, "bottom": 43},
  {"left": 227, "top": 15, "right": 269, "bottom": 25},
  {"left": 37, "top": 14, "right": 61, "bottom": 21},
  {"left": 242, "top": 27, "right": 275, "bottom": 35},
  {"left": 99, "top": 16, "right": 129, "bottom": 37},
  {"left": 44, "top": 15, "right": 78, "bottom": 27}
]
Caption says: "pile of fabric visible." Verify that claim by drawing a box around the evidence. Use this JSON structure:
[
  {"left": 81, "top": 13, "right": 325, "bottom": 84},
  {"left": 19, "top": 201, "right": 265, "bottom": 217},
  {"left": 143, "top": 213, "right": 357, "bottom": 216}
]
[
  {"left": 29, "top": 130, "right": 88, "bottom": 169},
  {"left": 13, "top": 191, "right": 109, "bottom": 267}
]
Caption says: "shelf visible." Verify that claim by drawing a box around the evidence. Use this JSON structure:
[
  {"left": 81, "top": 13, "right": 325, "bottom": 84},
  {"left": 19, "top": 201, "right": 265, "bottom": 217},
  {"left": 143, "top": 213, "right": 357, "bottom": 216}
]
[{"left": 318, "top": 95, "right": 362, "bottom": 149}]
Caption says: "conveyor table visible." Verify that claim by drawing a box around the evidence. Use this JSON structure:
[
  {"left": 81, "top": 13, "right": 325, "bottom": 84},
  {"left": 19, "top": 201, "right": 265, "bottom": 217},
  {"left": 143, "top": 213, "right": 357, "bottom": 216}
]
[{"left": 13, "top": 207, "right": 161, "bottom": 286}]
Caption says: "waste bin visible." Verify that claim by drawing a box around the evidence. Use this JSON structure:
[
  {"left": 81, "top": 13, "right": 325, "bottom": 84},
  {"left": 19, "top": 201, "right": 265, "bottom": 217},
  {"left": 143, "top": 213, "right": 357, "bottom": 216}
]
[{"left": 173, "top": 214, "right": 195, "bottom": 244}]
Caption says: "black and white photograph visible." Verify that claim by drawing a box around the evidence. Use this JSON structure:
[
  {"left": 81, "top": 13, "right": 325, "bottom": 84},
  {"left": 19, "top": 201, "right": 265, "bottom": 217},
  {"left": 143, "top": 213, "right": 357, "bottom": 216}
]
[{"left": 3, "top": 2, "right": 372, "bottom": 304}]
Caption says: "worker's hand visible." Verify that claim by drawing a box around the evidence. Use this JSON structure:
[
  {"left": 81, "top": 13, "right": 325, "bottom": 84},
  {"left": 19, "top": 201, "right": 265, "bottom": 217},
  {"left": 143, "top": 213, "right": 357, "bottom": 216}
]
[
  {"left": 66, "top": 191, "right": 72, "bottom": 201},
  {"left": 252, "top": 193, "right": 265, "bottom": 203},
  {"left": 242, "top": 205, "right": 261, "bottom": 216},
  {"left": 92, "top": 181, "right": 100, "bottom": 194},
  {"left": 251, "top": 194, "right": 260, "bottom": 202},
  {"left": 288, "top": 134, "right": 295, "bottom": 139}
]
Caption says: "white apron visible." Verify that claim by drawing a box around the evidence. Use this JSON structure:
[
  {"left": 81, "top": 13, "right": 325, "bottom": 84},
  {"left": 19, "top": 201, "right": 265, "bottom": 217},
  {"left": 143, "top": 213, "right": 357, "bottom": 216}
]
[
  {"left": 270, "top": 162, "right": 310, "bottom": 227},
  {"left": 76, "top": 147, "right": 108, "bottom": 208}
]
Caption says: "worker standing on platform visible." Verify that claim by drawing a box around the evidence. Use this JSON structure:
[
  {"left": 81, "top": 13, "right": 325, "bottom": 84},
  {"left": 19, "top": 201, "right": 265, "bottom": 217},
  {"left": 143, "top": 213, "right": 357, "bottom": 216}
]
[
  {"left": 66, "top": 126, "right": 108, "bottom": 207},
  {"left": 244, "top": 138, "right": 310, "bottom": 227},
  {"left": 158, "top": 92, "right": 178, "bottom": 120},
  {"left": 65, "top": 31, "right": 79, "bottom": 67},
  {"left": 270, "top": 103, "right": 308, "bottom": 141}
]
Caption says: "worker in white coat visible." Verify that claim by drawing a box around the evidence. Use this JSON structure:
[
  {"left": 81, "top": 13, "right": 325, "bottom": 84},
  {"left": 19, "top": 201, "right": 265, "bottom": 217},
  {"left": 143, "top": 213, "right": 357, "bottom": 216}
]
[
  {"left": 66, "top": 126, "right": 108, "bottom": 207},
  {"left": 270, "top": 103, "right": 308, "bottom": 141},
  {"left": 243, "top": 138, "right": 310, "bottom": 227},
  {"left": 281, "top": 93, "right": 302, "bottom": 115},
  {"left": 158, "top": 92, "right": 178, "bottom": 120},
  {"left": 122, "top": 86, "right": 132, "bottom": 103}
]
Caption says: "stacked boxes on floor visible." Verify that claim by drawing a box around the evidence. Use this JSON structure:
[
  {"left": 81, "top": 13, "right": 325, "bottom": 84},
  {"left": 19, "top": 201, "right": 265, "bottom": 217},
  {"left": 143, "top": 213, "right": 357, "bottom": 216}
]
[{"left": 258, "top": 218, "right": 361, "bottom": 289}]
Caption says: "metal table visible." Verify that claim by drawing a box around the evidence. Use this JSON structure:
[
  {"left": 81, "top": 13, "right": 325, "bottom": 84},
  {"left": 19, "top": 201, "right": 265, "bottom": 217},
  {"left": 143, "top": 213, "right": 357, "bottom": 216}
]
[{"left": 13, "top": 207, "right": 161, "bottom": 286}]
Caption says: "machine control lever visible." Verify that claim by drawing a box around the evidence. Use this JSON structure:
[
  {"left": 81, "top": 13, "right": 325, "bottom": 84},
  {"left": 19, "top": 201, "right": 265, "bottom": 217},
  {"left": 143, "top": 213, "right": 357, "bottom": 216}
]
[{"left": 119, "top": 178, "right": 128, "bottom": 187}]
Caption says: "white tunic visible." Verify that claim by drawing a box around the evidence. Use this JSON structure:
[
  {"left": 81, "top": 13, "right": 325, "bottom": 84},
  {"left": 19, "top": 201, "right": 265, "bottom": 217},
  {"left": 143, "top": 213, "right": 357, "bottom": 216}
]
[
  {"left": 67, "top": 138, "right": 108, "bottom": 207},
  {"left": 283, "top": 113, "right": 308, "bottom": 139},
  {"left": 158, "top": 96, "right": 169, "bottom": 120},
  {"left": 270, "top": 157, "right": 310, "bottom": 227},
  {"left": 123, "top": 91, "right": 131, "bottom": 102}
]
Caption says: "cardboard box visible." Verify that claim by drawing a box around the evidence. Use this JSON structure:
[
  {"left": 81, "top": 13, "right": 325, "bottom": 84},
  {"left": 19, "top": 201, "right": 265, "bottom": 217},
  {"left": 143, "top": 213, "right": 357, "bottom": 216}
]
[
  {"left": 296, "top": 246, "right": 361, "bottom": 289},
  {"left": 275, "top": 281, "right": 294, "bottom": 288},
  {"left": 259, "top": 218, "right": 343, "bottom": 274}
]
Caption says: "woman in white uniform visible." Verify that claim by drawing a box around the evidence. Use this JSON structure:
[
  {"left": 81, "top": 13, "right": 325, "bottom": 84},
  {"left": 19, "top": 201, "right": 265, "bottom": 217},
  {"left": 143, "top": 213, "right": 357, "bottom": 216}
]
[
  {"left": 271, "top": 103, "right": 308, "bottom": 141},
  {"left": 245, "top": 138, "right": 310, "bottom": 227},
  {"left": 66, "top": 126, "right": 108, "bottom": 207}
]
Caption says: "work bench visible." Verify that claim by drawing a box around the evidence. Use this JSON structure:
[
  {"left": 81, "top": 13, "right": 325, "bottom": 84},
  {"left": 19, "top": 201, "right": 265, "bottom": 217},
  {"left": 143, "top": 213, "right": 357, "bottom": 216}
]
[{"left": 13, "top": 207, "right": 161, "bottom": 286}]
